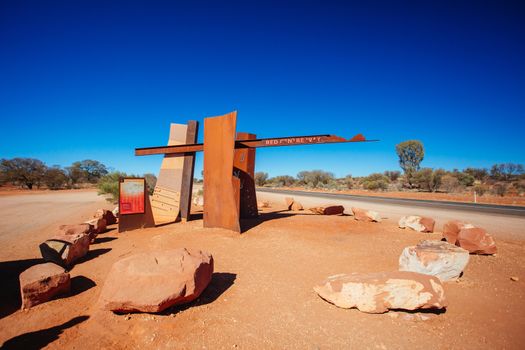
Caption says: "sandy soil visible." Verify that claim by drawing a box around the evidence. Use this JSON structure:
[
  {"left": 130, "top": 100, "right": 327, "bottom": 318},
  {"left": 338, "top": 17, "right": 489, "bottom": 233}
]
[
  {"left": 0, "top": 190, "right": 524, "bottom": 349},
  {"left": 276, "top": 186, "right": 525, "bottom": 206}
]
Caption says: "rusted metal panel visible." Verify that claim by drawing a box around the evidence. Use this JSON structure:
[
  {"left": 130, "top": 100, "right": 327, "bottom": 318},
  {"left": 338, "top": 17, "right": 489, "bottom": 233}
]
[
  {"left": 234, "top": 132, "right": 258, "bottom": 219},
  {"left": 180, "top": 120, "right": 198, "bottom": 222},
  {"left": 203, "top": 111, "right": 241, "bottom": 232},
  {"left": 135, "top": 133, "right": 376, "bottom": 156}
]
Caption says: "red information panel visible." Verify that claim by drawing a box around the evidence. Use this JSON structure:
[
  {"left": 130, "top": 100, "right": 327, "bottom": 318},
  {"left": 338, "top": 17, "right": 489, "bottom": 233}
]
[{"left": 119, "top": 178, "right": 145, "bottom": 215}]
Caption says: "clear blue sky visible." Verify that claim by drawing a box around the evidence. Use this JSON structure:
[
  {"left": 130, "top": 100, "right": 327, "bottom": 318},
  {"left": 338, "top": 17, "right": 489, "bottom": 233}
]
[{"left": 1, "top": 0, "right": 524, "bottom": 178}]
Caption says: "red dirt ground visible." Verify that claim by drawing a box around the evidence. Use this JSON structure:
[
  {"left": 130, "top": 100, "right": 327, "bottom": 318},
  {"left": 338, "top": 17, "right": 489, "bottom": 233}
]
[{"left": 0, "top": 198, "right": 524, "bottom": 349}]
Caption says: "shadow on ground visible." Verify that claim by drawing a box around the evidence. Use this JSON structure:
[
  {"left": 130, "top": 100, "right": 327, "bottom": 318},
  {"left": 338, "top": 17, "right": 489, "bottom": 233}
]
[
  {"left": 163, "top": 272, "right": 237, "bottom": 315},
  {"left": 0, "top": 258, "right": 44, "bottom": 320},
  {"left": 1, "top": 315, "right": 89, "bottom": 350},
  {"left": 93, "top": 237, "right": 117, "bottom": 244},
  {"left": 75, "top": 248, "right": 111, "bottom": 265},
  {"left": 241, "top": 210, "right": 315, "bottom": 232}
]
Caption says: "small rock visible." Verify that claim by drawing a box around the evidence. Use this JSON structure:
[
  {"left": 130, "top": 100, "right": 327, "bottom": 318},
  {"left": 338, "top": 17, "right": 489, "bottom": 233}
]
[
  {"left": 457, "top": 227, "right": 497, "bottom": 255},
  {"left": 510, "top": 276, "right": 519, "bottom": 282},
  {"left": 112, "top": 206, "right": 119, "bottom": 218},
  {"left": 351, "top": 207, "right": 381, "bottom": 222},
  {"left": 257, "top": 201, "right": 270, "bottom": 208},
  {"left": 399, "top": 216, "right": 435, "bottom": 233},
  {"left": 309, "top": 205, "right": 345, "bottom": 215},
  {"left": 314, "top": 271, "right": 447, "bottom": 313},
  {"left": 94, "top": 209, "right": 117, "bottom": 225},
  {"left": 399, "top": 240, "right": 470, "bottom": 281},
  {"left": 99, "top": 248, "right": 214, "bottom": 313},
  {"left": 19, "top": 263, "right": 70, "bottom": 309},
  {"left": 40, "top": 233, "right": 90, "bottom": 267},
  {"left": 291, "top": 201, "right": 303, "bottom": 211}
]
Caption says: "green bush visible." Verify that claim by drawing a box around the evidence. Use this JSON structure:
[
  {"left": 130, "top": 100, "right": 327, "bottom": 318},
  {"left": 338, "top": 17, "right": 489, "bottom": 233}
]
[
  {"left": 361, "top": 173, "right": 390, "bottom": 191},
  {"left": 97, "top": 172, "right": 128, "bottom": 203}
]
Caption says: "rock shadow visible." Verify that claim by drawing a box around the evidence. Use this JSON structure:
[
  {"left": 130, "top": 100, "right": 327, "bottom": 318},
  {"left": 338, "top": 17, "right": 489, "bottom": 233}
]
[
  {"left": 75, "top": 248, "right": 112, "bottom": 265},
  {"left": 240, "top": 210, "right": 314, "bottom": 232},
  {"left": 93, "top": 237, "right": 117, "bottom": 244},
  {"left": 1, "top": 315, "right": 89, "bottom": 349},
  {"left": 69, "top": 276, "right": 96, "bottom": 297},
  {"left": 163, "top": 272, "right": 236, "bottom": 315},
  {"left": 0, "top": 258, "right": 44, "bottom": 320}
]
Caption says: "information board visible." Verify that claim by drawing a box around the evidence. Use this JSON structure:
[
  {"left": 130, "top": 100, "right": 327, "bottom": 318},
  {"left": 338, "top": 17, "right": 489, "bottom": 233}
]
[{"left": 119, "top": 178, "right": 146, "bottom": 215}]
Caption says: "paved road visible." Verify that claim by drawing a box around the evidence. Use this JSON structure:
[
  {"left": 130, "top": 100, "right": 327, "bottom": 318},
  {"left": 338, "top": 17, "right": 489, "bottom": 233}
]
[{"left": 257, "top": 188, "right": 525, "bottom": 240}]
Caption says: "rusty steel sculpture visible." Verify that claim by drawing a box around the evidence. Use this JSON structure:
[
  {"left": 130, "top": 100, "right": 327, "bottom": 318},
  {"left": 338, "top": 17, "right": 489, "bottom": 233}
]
[{"left": 135, "top": 111, "right": 377, "bottom": 233}]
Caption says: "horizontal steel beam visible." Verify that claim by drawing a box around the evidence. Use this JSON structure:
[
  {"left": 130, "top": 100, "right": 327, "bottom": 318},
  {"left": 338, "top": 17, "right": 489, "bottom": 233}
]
[{"left": 136, "top": 133, "right": 378, "bottom": 156}]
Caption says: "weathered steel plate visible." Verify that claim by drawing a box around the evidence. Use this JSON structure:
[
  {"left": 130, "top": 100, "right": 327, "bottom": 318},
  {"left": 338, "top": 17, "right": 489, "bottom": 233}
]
[
  {"left": 234, "top": 132, "right": 258, "bottom": 219},
  {"left": 203, "top": 111, "right": 240, "bottom": 232}
]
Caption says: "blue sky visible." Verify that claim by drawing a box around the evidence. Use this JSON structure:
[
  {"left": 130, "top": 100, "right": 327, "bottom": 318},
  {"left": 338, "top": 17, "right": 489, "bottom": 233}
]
[{"left": 1, "top": 0, "right": 524, "bottom": 178}]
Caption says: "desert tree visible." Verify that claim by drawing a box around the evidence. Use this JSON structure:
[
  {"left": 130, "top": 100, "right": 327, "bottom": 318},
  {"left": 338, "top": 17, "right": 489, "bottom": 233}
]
[
  {"left": 296, "top": 170, "right": 334, "bottom": 188},
  {"left": 0, "top": 158, "right": 47, "bottom": 189},
  {"left": 69, "top": 160, "right": 108, "bottom": 184},
  {"left": 43, "top": 166, "right": 69, "bottom": 190},
  {"left": 395, "top": 140, "right": 424, "bottom": 187},
  {"left": 361, "top": 173, "right": 390, "bottom": 191},
  {"left": 268, "top": 175, "right": 295, "bottom": 187},
  {"left": 463, "top": 167, "right": 488, "bottom": 181},
  {"left": 383, "top": 170, "right": 401, "bottom": 182},
  {"left": 254, "top": 172, "right": 269, "bottom": 186},
  {"left": 144, "top": 173, "right": 157, "bottom": 195}
]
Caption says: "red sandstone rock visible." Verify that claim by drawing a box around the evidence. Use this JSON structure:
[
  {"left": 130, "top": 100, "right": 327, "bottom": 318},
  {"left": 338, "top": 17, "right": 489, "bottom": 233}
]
[
  {"left": 457, "top": 227, "right": 497, "bottom": 255},
  {"left": 99, "top": 248, "right": 214, "bottom": 313},
  {"left": 40, "top": 233, "right": 90, "bottom": 267},
  {"left": 351, "top": 207, "right": 381, "bottom": 222},
  {"left": 59, "top": 223, "right": 95, "bottom": 241},
  {"left": 309, "top": 205, "right": 345, "bottom": 215},
  {"left": 314, "top": 271, "right": 447, "bottom": 313},
  {"left": 442, "top": 220, "right": 474, "bottom": 244},
  {"left": 285, "top": 197, "right": 294, "bottom": 210},
  {"left": 399, "top": 216, "right": 435, "bottom": 232},
  {"left": 84, "top": 218, "right": 107, "bottom": 235},
  {"left": 94, "top": 209, "right": 117, "bottom": 225},
  {"left": 19, "top": 263, "right": 70, "bottom": 309}
]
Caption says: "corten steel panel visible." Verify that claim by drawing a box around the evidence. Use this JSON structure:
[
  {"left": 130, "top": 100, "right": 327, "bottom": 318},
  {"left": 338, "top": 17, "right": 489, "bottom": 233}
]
[
  {"left": 151, "top": 123, "right": 188, "bottom": 225},
  {"left": 203, "top": 111, "right": 241, "bottom": 232},
  {"left": 180, "top": 120, "right": 199, "bottom": 221},
  {"left": 234, "top": 132, "right": 258, "bottom": 219},
  {"left": 135, "top": 133, "right": 376, "bottom": 156}
]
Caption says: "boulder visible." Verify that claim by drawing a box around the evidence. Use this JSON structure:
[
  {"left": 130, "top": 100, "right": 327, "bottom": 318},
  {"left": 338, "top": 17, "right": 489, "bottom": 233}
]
[
  {"left": 309, "top": 205, "right": 345, "bottom": 215},
  {"left": 285, "top": 197, "right": 294, "bottom": 210},
  {"left": 457, "top": 227, "right": 497, "bottom": 255},
  {"left": 58, "top": 223, "right": 95, "bottom": 240},
  {"left": 40, "top": 233, "right": 90, "bottom": 267},
  {"left": 19, "top": 263, "right": 70, "bottom": 309},
  {"left": 99, "top": 248, "right": 214, "bottom": 313},
  {"left": 291, "top": 201, "right": 304, "bottom": 211},
  {"left": 399, "top": 240, "right": 470, "bottom": 281},
  {"left": 314, "top": 271, "right": 447, "bottom": 314},
  {"left": 84, "top": 218, "right": 107, "bottom": 235},
  {"left": 95, "top": 209, "right": 117, "bottom": 225},
  {"left": 399, "top": 216, "right": 435, "bottom": 233},
  {"left": 351, "top": 207, "right": 381, "bottom": 222},
  {"left": 442, "top": 220, "right": 474, "bottom": 244}
]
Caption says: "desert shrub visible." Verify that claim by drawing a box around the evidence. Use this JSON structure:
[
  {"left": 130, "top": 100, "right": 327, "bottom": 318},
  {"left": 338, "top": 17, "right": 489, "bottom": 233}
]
[
  {"left": 384, "top": 170, "right": 401, "bottom": 182},
  {"left": 344, "top": 174, "right": 354, "bottom": 189},
  {"left": 440, "top": 175, "right": 461, "bottom": 193},
  {"left": 43, "top": 166, "right": 68, "bottom": 190},
  {"left": 296, "top": 170, "right": 335, "bottom": 188},
  {"left": 413, "top": 168, "right": 446, "bottom": 192},
  {"left": 144, "top": 173, "right": 157, "bottom": 195},
  {"left": 361, "top": 173, "right": 390, "bottom": 191},
  {"left": 254, "top": 172, "right": 269, "bottom": 186},
  {"left": 512, "top": 181, "right": 525, "bottom": 195},
  {"left": 464, "top": 167, "right": 488, "bottom": 181},
  {"left": 268, "top": 175, "right": 295, "bottom": 187},
  {"left": 473, "top": 184, "right": 489, "bottom": 196},
  {"left": 97, "top": 172, "right": 128, "bottom": 203},
  {"left": 491, "top": 183, "right": 508, "bottom": 197},
  {"left": 451, "top": 170, "right": 475, "bottom": 187}
]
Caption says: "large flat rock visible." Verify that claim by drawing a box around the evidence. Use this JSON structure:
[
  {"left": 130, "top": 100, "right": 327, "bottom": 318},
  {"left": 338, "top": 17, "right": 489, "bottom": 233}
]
[
  {"left": 99, "top": 248, "right": 214, "bottom": 313},
  {"left": 314, "top": 271, "right": 447, "bottom": 313}
]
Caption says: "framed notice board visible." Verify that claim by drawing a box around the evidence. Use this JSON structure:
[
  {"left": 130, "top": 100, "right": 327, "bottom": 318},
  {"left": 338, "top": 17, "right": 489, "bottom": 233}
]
[{"left": 119, "top": 178, "right": 146, "bottom": 215}]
